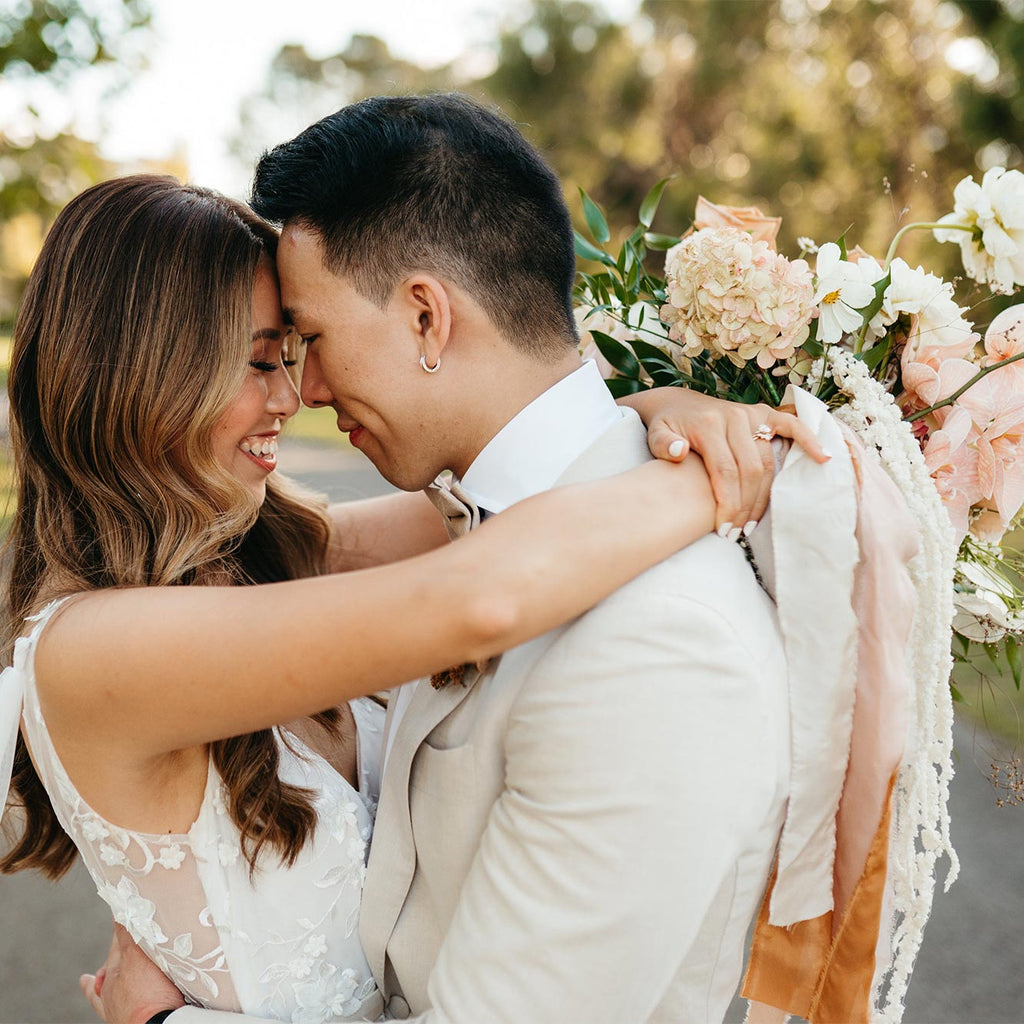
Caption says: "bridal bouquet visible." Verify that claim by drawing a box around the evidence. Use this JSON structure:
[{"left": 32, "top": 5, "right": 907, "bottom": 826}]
[
  {"left": 574, "top": 171, "right": 1024, "bottom": 1022},
  {"left": 574, "top": 170, "right": 1024, "bottom": 692}
]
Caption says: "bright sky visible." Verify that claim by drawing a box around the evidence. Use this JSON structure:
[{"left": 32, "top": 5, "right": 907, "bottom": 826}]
[{"left": 3, "top": 0, "right": 641, "bottom": 199}]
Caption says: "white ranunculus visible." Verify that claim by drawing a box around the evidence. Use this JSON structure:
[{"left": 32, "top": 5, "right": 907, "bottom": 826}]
[{"left": 934, "top": 167, "right": 1024, "bottom": 294}]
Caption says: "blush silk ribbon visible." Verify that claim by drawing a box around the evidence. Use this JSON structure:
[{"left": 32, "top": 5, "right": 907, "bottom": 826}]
[{"left": 743, "top": 386, "right": 919, "bottom": 1024}]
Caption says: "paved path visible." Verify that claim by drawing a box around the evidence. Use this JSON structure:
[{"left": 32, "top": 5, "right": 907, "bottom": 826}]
[{"left": 1, "top": 440, "right": 1021, "bottom": 1023}]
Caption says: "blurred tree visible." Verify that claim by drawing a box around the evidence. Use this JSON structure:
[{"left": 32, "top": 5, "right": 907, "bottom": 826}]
[
  {"left": 0, "top": 0, "right": 149, "bottom": 77},
  {"left": 231, "top": 35, "right": 449, "bottom": 173},
  {"left": 235, "top": 0, "right": 1003, "bottom": 288},
  {"left": 638, "top": 0, "right": 979, "bottom": 265},
  {"left": 949, "top": 0, "right": 1024, "bottom": 170},
  {"left": 0, "top": 0, "right": 150, "bottom": 321}
]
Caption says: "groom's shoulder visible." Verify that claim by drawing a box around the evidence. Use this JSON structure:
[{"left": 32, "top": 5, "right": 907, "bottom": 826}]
[{"left": 581, "top": 532, "right": 778, "bottom": 647}]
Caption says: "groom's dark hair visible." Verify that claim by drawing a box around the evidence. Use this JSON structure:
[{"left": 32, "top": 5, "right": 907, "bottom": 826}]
[{"left": 250, "top": 93, "right": 578, "bottom": 357}]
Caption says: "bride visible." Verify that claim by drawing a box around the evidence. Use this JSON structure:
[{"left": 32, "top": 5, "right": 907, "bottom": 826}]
[{"left": 0, "top": 175, "right": 811, "bottom": 1022}]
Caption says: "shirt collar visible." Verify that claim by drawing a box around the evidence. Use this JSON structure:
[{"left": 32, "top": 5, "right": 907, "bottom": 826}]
[{"left": 458, "top": 360, "right": 624, "bottom": 515}]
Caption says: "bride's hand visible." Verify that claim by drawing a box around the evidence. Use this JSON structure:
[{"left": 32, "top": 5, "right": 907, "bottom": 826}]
[{"left": 620, "top": 387, "right": 829, "bottom": 537}]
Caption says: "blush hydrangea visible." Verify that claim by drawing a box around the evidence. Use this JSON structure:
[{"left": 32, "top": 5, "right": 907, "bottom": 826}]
[{"left": 660, "top": 227, "right": 816, "bottom": 369}]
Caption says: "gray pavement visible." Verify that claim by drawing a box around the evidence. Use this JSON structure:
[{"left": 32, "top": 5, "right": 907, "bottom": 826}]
[{"left": 1, "top": 439, "right": 1022, "bottom": 1023}]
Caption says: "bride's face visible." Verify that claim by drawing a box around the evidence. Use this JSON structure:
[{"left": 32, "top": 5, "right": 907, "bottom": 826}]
[{"left": 210, "top": 262, "right": 300, "bottom": 503}]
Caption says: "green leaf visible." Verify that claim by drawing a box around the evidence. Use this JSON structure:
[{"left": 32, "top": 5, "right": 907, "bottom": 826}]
[
  {"left": 643, "top": 232, "right": 681, "bottom": 251},
  {"left": 630, "top": 337, "right": 675, "bottom": 368},
  {"left": 639, "top": 177, "right": 671, "bottom": 228},
  {"left": 861, "top": 341, "right": 890, "bottom": 373},
  {"left": 834, "top": 226, "right": 854, "bottom": 261},
  {"left": 949, "top": 682, "right": 965, "bottom": 703},
  {"left": 740, "top": 379, "right": 763, "bottom": 404},
  {"left": 605, "top": 376, "right": 647, "bottom": 398},
  {"left": 624, "top": 247, "right": 642, "bottom": 291},
  {"left": 579, "top": 188, "right": 610, "bottom": 244},
  {"left": 1007, "top": 635, "right": 1022, "bottom": 690},
  {"left": 854, "top": 270, "right": 891, "bottom": 323},
  {"left": 574, "top": 231, "right": 615, "bottom": 267},
  {"left": 984, "top": 641, "right": 1001, "bottom": 668},
  {"left": 591, "top": 331, "right": 641, "bottom": 379},
  {"left": 955, "top": 631, "right": 971, "bottom": 657}
]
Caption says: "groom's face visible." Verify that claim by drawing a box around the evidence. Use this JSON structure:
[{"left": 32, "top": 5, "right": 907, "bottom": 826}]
[{"left": 275, "top": 223, "right": 447, "bottom": 490}]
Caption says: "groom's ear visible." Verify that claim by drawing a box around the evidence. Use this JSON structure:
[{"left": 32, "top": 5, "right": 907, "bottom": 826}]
[{"left": 404, "top": 275, "right": 452, "bottom": 369}]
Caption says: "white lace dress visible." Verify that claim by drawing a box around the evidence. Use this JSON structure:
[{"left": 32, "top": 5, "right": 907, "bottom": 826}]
[{"left": 13, "top": 601, "right": 386, "bottom": 1023}]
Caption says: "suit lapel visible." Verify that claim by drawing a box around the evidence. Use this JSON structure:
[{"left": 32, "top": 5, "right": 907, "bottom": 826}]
[
  {"left": 360, "top": 407, "right": 650, "bottom": 989},
  {"left": 360, "top": 667, "right": 484, "bottom": 987}
]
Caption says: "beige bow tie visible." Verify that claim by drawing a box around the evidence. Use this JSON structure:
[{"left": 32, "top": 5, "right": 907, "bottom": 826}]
[
  {"left": 426, "top": 475, "right": 482, "bottom": 541},
  {"left": 425, "top": 475, "right": 485, "bottom": 688}
]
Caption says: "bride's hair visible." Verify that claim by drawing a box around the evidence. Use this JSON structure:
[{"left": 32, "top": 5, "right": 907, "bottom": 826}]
[{"left": 1, "top": 174, "right": 335, "bottom": 879}]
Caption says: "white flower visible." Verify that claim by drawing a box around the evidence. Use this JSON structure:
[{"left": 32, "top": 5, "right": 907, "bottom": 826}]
[
  {"left": 328, "top": 800, "right": 360, "bottom": 844},
  {"left": 852, "top": 253, "right": 889, "bottom": 343},
  {"left": 292, "top": 966, "right": 369, "bottom": 1024},
  {"left": 156, "top": 844, "right": 186, "bottom": 870},
  {"left": 812, "top": 243, "right": 877, "bottom": 344},
  {"left": 288, "top": 956, "right": 314, "bottom": 980},
  {"left": 99, "top": 843, "right": 127, "bottom": 866},
  {"left": 883, "top": 258, "right": 977, "bottom": 360},
  {"left": 797, "top": 236, "right": 819, "bottom": 254},
  {"left": 80, "top": 818, "right": 109, "bottom": 843},
  {"left": 100, "top": 877, "right": 169, "bottom": 947},
  {"left": 953, "top": 560, "right": 1019, "bottom": 642},
  {"left": 217, "top": 842, "right": 239, "bottom": 867},
  {"left": 934, "top": 167, "right": 1024, "bottom": 294},
  {"left": 303, "top": 934, "right": 328, "bottom": 958},
  {"left": 953, "top": 591, "right": 1014, "bottom": 642},
  {"left": 212, "top": 784, "right": 228, "bottom": 815}
]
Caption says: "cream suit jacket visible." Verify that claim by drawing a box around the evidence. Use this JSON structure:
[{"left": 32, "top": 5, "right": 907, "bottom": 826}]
[{"left": 175, "top": 410, "right": 790, "bottom": 1024}]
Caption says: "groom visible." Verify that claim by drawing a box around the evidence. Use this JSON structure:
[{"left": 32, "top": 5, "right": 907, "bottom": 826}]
[{"left": 94, "top": 95, "right": 792, "bottom": 1023}]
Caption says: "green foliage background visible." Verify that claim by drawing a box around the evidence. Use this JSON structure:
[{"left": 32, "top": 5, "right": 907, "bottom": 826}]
[{"left": 2, "top": 0, "right": 1024, "bottom": 745}]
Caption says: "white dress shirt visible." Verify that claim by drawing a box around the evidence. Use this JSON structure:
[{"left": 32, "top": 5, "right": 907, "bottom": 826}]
[
  {"left": 384, "top": 360, "right": 624, "bottom": 766},
  {"left": 458, "top": 359, "right": 624, "bottom": 514}
]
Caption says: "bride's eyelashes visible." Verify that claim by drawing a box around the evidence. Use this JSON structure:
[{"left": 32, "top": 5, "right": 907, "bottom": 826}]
[{"left": 250, "top": 360, "right": 283, "bottom": 373}]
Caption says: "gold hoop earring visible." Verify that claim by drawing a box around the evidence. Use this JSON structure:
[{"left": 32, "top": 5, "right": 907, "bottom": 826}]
[{"left": 420, "top": 355, "right": 441, "bottom": 374}]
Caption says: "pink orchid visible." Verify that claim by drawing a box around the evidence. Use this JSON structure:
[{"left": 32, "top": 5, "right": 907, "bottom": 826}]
[
  {"left": 900, "top": 356, "right": 978, "bottom": 416},
  {"left": 955, "top": 367, "right": 1024, "bottom": 527},
  {"left": 983, "top": 302, "right": 1024, "bottom": 390},
  {"left": 922, "top": 407, "right": 984, "bottom": 542}
]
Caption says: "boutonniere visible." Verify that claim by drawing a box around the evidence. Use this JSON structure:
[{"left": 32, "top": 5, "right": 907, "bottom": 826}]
[{"left": 430, "top": 658, "right": 493, "bottom": 690}]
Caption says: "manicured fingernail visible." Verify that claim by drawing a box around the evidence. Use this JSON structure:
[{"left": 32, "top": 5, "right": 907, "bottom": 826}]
[
  {"left": 743, "top": 520, "right": 757, "bottom": 537},
  {"left": 668, "top": 439, "right": 685, "bottom": 458},
  {"left": 717, "top": 522, "right": 733, "bottom": 539},
  {"left": 728, "top": 526, "right": 742, "bottom": 542}
]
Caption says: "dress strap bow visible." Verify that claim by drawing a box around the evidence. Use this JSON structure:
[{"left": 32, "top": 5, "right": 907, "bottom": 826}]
[
  {"left": 0, "top": 663, "right": 26, "bottom": 827},
  {"left": 0, "top": 598, "right": 69, "bottom": 826}
]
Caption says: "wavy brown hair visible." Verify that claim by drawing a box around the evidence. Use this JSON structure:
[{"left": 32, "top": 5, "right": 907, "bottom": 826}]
[{"left": 1, "top": 175, "right": 335, "bottom": 879}]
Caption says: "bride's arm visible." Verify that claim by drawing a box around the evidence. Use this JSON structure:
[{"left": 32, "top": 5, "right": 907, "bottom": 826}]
[
  {"left": 326, "top": 491, "right": 448, "bottom": 571},
  {"left": 324, "top": 387, "right": 829, "bottom": 572},
  {"left": 38, "top": 456, "right": 715, "bottom": 757}
]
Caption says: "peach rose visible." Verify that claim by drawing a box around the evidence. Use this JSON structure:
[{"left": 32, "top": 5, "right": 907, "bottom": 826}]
[{"left": 692, "top": 196, "right": 782, "bottom": 248}]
